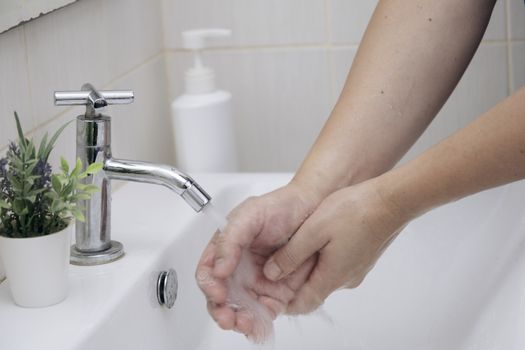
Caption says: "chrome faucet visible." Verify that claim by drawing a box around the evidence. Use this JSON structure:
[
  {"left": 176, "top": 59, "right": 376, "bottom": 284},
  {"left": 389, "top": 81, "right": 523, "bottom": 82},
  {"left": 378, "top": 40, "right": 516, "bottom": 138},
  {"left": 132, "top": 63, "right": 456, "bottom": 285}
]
[{"left": 54, "top": 83, "right": 211, "bottom": 266}]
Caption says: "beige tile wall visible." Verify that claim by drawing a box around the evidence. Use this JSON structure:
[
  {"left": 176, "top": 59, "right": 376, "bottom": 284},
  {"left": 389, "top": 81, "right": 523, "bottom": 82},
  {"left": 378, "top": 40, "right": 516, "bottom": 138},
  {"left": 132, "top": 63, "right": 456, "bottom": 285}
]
[{"left": 162, "top": 0, "right": 524, "bottom": 171}]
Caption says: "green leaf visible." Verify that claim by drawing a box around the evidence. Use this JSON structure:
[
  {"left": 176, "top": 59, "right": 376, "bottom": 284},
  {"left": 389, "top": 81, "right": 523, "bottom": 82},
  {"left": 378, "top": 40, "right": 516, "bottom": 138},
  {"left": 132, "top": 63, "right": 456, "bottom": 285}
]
[
  {"left": 60, "top": 157, "right": 69, "bottom": 174},
  {"left": 57, "top": 174, "right": 68, "bottom": 186},
  {"left": 51, "top": 201, "right": 65, "bottom": 213},
  {"left": 79, "top": 184, "right": 100, "bottom": 194},
  {"left": 51, "top": 175, "right": 62, "bottom": 193},
  {"left": 45, "top": 191, "right": 58, "bottom": 200},
  {"left": 74, "top": 193, "right": 93, "bottom": 200},
  {"left": 14, "top": 111, "right": 27, "bottom": 149},
  {"left": 12, "top": 199, "right": 25, "bottom": 215},
  {"left": 25, "top": 140, "right": 36, "bottom": 160},
  {"left": 51, "top": 199, "right": 59, "bottom": 213},
  {"left": 42, "top": 119, "right": 74, "bottom": 162},
  {"left": 7, "top": 174, "right": 22, "bottom": 191},
  {"left": 71, "top": 158, "right": 82, "bottom": 177},
  {"left": 76, "top": 183, "right": 88, "bottom": 190},
  {"left": 85, "top": 162, "right": 103, "bottom": 175},
  {"left": 25, "top": 177, "right": 35, "bottom": 187},
  {"left": 0, "top": 199, "right": 10, "bottom": 209},
  {"left": 37, "top": 132, "right": 49, "bottom": 159},
  {"left": 25, "top": 162, "right": 37, "bottom": 177},
  {"left": 62, "top": 181, "right": 75, "bottom": 196},
  {"left": 12, "top": 157, "right": 24, "bottom": 171},
  {"left": 30, "top": 188, "right": 47, "bottom": 195},
  {"left": 71, "top": 207, "right": 85, "bottom": 222}
]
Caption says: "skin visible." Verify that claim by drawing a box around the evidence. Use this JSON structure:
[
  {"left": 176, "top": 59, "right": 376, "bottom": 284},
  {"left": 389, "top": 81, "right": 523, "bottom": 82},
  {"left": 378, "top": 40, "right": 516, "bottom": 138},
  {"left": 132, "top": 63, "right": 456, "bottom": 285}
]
[
  {"left": 196, "top": 184, "right": 318, "bottom": 333},
  {"left": 266, "top": 86, "right": 525, "bottom": 313},
  {"left": 196, "top": 0, "right": 503, "bottom": 338}
]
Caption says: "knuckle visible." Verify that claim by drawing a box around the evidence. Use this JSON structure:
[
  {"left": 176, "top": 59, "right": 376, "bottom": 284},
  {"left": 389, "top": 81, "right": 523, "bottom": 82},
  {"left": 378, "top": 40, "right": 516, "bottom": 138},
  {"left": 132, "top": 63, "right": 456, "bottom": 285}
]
[
  {"left": 233, "top": 196, "right": 259, "bottom": 214},
  {"left": 195, "top": 269, "right": 216, "bottom": 289}
]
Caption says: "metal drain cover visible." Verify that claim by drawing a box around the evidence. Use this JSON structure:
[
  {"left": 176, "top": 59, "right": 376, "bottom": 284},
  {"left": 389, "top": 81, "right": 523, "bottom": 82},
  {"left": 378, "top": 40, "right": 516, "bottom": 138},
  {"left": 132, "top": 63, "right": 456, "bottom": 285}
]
[{"left": 157, "top": 269, "right": 178, "bottom": 309}]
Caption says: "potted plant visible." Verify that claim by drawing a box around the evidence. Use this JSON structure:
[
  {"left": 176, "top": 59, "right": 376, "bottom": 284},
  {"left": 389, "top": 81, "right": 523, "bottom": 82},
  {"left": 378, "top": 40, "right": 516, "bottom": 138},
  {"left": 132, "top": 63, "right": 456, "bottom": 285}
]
[{"left": 0, "top": 113, "right": 101, "bottom": 308}]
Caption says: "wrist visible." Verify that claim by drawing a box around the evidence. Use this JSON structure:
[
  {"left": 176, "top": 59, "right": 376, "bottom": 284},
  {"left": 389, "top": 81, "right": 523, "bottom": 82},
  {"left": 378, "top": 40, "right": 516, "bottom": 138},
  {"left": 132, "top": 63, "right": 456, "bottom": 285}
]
[
  {"left": 372, "top": 168, "right": 429, "bottom": 224},
  {"left": 286, "top": 177, "right": 326, "bottom": 213}
]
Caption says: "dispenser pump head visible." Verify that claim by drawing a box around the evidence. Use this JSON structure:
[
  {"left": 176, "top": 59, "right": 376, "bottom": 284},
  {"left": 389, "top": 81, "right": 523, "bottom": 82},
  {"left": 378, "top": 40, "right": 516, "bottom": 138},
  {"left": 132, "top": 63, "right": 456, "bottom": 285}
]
[{"left": 181, "top": 28, "right": 231, "bottom": 94}]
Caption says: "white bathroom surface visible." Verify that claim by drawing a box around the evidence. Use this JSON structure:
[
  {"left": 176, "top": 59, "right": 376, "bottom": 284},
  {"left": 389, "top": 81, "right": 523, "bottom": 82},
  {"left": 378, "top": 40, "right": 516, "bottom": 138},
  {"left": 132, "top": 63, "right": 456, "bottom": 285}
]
[{"left": 1, "top": 173, "right": 525, "bottom": 349}]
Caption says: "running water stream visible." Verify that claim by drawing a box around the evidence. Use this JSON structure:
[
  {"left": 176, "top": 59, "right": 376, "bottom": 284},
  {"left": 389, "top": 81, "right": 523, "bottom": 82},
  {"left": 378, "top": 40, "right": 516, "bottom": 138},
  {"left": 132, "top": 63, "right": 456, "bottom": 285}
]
[{"left": 201, "top": 203, "right": 275, "bottom": 346}]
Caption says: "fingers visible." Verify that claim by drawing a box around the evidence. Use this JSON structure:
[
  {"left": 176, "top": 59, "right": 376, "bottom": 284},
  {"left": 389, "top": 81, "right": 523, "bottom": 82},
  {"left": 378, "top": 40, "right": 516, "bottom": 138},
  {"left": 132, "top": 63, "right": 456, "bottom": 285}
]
[
  {"left": 196, "top": 231, "right": 228, "bottom": 304},
  {"left": 213, "top": 198, "right": 264, "bottom": 278},
  {"left": 263, "top": 221, "right": 327, "bottom": 282},
  {"left": 207, "top": 301, "right": 236, "bottom": 330},
  {"left": 258, "top": 295, "right": 284, "bottom": 319},
  {"left": 286, "top": 259, "right": 336, "bottom": 315},
  {"left": 235, "top": 309, "right": 255, "bottom": 336},
  {"left": 284, "top": 254, "right": 317, "bottom": 292}
]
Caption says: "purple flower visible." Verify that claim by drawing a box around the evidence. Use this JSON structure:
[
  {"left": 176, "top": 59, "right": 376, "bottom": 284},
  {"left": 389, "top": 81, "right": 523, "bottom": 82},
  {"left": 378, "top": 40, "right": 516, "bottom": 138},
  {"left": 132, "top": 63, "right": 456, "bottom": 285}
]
[
  {"left": 0, "top": 158, "right": 7, "bottom": 177},
  {"left": 34, "top": 159, "right": 52, "bottom": 188},
  {"left": 7, "top": 142, "right": 19, "bottom": 158},
  {"left": 0, "top": 157, "right": 12, "bottom": 200}
]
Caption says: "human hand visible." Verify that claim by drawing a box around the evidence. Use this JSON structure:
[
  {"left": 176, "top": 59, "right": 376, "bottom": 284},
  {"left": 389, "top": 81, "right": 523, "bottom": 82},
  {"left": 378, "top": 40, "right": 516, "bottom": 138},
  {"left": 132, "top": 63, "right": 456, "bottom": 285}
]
[
  {"left": 262, "top": 179, "right": 410, "bottom": 314},
  {"left": 195, "top": 182, "right": 321, "bottom": 341}
]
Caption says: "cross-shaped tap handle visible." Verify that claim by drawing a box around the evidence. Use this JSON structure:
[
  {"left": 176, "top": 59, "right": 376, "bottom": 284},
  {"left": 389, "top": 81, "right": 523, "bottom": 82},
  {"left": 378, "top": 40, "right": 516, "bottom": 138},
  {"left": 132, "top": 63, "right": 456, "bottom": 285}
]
[{"left": 54, "top": 83, "right": 134, "bottom": 117}]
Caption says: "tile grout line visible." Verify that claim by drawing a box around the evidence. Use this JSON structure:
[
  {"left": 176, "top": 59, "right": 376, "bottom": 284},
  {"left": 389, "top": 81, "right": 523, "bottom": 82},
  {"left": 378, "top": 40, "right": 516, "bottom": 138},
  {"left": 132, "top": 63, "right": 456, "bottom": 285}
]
[
  {"left": 168, "top": 43, "right": 355, "bottom": 54},
  {"left": 165, "top": 38, "right": 507, "bottom": 55},
  {"left": 505, "top": 0, "right": 514, "bottom": 94}
]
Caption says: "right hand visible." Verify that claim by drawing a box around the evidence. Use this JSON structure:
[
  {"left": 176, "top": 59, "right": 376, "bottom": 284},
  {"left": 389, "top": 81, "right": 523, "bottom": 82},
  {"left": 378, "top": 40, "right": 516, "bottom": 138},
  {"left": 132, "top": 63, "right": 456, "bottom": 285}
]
[
  {"left": 262, "top": 178, "right": 408, "bottom": 314},
  {"left": 195, "top": 181, "right": 321, "bottom": 336}
]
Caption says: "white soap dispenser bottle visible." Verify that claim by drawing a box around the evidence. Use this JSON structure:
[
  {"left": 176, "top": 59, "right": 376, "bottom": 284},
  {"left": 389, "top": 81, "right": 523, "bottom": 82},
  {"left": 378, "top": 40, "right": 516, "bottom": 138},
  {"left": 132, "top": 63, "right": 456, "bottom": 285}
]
[{"left": 171, "top": 28, "right": 238, "bottom": 172}]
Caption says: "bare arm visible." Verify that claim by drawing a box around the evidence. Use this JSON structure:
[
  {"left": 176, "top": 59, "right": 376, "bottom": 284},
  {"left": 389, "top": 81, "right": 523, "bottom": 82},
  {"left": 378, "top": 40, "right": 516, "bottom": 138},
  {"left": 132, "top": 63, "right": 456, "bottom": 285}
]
[
  {"left": 381, "top": 86, "right": 525, "bottom": 220},
  {"left": 264, "top": 86, "right": 525, "bottom": 314},
  {"left": 293, "top": 0, "right": 497, "bottom": 200},
  {"left": 198, "top": 0, "right": 500, "bottom": 336}
]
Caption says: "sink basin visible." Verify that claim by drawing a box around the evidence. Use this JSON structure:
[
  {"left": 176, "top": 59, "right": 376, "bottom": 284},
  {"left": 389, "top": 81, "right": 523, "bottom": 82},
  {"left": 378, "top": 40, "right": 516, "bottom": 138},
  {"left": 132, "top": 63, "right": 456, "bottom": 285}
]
[{"left": 1, "top": 173, "right": 525, "bottom": 349}]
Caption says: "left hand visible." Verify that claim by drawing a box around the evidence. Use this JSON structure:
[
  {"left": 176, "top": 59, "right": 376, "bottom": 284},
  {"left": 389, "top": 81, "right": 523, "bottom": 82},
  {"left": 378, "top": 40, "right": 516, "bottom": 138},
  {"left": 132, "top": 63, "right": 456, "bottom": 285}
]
[
  {"left": 262, "top": 178, "right": 410, "bottom": 314},
  {"left": 195, "top": 183, "right": 320, "bottom": 340}
]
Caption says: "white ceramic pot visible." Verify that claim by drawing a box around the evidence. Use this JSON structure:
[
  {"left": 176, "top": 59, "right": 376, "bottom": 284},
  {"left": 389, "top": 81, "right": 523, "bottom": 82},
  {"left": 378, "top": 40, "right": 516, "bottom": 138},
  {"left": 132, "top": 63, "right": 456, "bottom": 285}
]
[{"left": 0, "top": 226, "right": 71, "bottom": 308}]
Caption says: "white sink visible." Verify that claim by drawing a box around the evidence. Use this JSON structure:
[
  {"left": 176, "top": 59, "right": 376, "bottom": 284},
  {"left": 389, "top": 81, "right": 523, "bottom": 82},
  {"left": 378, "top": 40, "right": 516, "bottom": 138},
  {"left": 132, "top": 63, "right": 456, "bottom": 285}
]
[{"left": 1, "top": 173, "right": 525, "bottom": 349}]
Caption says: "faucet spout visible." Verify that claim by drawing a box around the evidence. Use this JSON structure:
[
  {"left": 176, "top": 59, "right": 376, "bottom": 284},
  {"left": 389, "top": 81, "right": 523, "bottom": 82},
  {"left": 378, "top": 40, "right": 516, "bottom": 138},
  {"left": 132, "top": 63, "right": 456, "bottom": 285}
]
[{"left": 105, "top": 158, "right": 211, "bottom": 212}]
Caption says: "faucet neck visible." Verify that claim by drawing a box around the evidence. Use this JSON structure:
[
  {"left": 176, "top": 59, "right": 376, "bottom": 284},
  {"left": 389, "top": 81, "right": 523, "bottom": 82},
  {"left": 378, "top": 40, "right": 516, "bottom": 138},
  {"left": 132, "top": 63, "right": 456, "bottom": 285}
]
[{"left": 77, "top": 114, "right": 112, "bottom": 161}]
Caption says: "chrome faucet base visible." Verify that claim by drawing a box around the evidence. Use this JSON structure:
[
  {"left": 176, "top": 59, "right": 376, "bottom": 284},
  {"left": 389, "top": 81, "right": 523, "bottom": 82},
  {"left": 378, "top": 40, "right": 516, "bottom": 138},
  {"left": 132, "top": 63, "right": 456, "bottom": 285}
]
[{"left": 70, "top": 241, "right": 125, "bottom": 266}]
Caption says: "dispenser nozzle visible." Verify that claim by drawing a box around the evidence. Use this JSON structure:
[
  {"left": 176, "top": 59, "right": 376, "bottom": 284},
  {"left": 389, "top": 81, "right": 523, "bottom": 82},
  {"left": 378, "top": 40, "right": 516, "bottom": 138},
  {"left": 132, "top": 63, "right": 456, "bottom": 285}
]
[
  {"left": 182, "top": 28, "right": 232, "bottom": 50},
  {"left": 181, "top": 28, "right": 232, "bottom": 94}
]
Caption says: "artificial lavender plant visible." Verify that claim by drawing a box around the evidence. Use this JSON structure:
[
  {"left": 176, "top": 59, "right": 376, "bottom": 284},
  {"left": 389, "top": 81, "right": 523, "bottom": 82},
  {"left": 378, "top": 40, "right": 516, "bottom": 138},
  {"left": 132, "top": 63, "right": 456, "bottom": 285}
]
[{"left": 0, "top": 113, "right": 101, "bottom": 238}]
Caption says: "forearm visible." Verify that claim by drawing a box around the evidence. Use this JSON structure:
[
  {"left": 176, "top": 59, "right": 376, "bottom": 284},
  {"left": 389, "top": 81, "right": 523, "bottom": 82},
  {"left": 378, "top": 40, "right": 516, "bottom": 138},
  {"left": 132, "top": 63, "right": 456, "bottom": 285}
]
[
  {"left": 379, "top": 86, "right": 525, "bottom": 220},
  {"left": 293, "top": 0, "right": 496, "bottom": 200}
]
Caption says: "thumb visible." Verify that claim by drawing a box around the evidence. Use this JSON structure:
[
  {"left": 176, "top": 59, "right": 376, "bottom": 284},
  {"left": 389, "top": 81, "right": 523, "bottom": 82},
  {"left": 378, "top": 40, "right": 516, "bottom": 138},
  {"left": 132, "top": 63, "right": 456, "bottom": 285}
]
[{"left": 263, "top": 220, "right": 327, "bottom": 281}]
